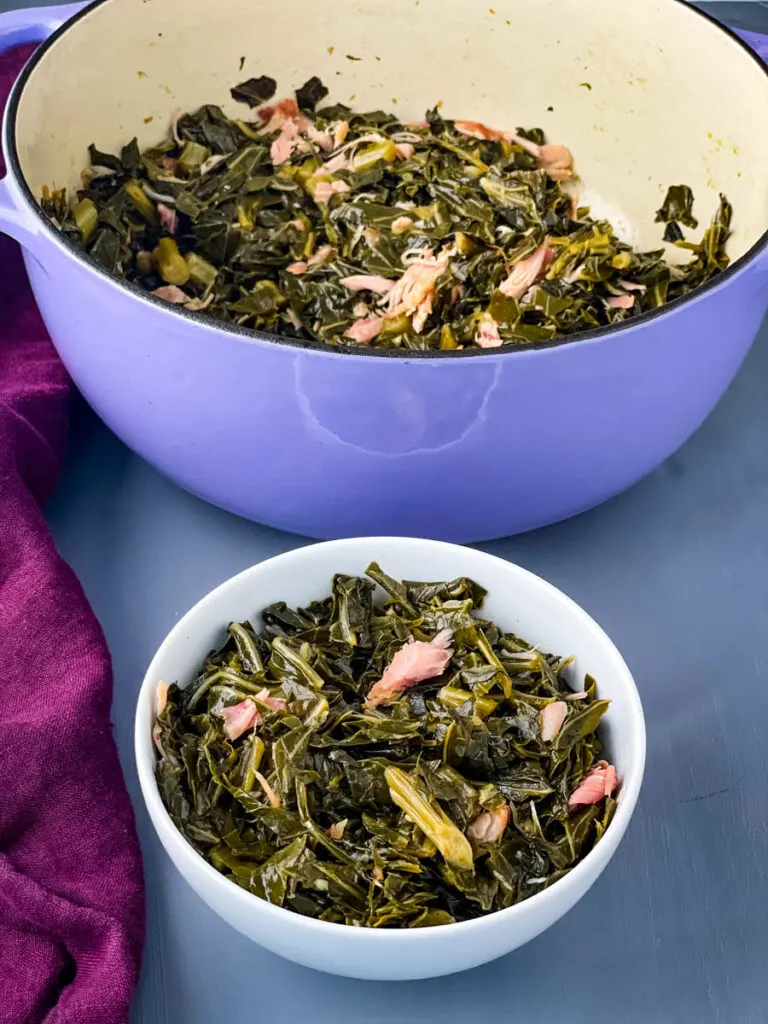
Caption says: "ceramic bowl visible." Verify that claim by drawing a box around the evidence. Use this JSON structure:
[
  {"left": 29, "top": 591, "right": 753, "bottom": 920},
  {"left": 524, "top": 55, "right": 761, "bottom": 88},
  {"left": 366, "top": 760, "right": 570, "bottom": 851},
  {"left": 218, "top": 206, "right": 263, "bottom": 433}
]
[{"left": 135, "top": 536, "right": 645, "bottom": 979}]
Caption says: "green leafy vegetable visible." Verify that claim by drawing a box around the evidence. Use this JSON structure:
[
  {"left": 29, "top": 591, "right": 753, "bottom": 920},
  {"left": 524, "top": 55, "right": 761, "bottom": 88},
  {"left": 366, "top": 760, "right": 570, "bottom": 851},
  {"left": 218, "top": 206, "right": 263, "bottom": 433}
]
[
  {"left": 295, "top": 75, "right": 329, "bottom": 112},
  {"left": 230, "top": 76, "right": 277, "bottom": 107},
  {"left": 41, "top": 75, "right": 732, "bottom": 349},
  {"left": 153, "top": 563, "right": 618, "bottom": 927},
  {"left": 655, "top": 184, "right": 698, "bottom": 230},
  {"left": 40, "top": 77, "right": 732, "bottom": 348}
]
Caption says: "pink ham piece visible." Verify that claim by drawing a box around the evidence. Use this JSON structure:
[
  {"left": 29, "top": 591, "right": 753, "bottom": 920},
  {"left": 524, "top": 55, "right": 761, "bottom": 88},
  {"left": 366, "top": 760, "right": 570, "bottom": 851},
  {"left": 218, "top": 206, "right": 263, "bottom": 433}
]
[
  {"left": 395, "top": 142, "right": 415, "bottom": 160},
  {"left": 307, "top": 244, "right": 335, "bottom": 266},
  {"left": 258, "top": 97, "right": 303, "bottom": 133},
  {"left": 157, "top": 202, "right": 178, "bottom": 234},
  {"left": 327, "top": 818, "right": 348, "bottom": 840},
  {"left": 313, "top": 179, "right": 350, "bottom": 205},
  {"left": 391, "top": 216, "right": 413, "bottom": 236},
  {"left": 333, "top": 120, "right": 349, "bottom": 147},
  {"left": 617, "top": 280, "right": 647, "bottom": 293},
  {"left": 365, "top": 629, "right": 453, "bottom": 708},
  {"left": 262, "top": 696, "right": 288, "bottom": 712},
  {"left": 412, "top": 294, "right": 433, "bottom": 334},
  {"left": 340, "top": 274, "right": 394, "bottom": 295},
  {"left": 476, "top": 316, "right": 502, "bottom": 348},
  {"left": 604, "top": 294, "right": 635, "bottom": 310},
  {"left": 153, "top": 680, "right": 169, "bottom": 756},
  {"left": 152, "top": 724, "right": 164, "bottom": 756},
  {"left": 287, "top": 247, "right": 334, "bottom": 276},
  {"left": 466, "top": 804, "right": 510, "bottom": 845},
  {"left": 499, "top": 243, "right": 555, "bottom": 300},
  {"left": 271, "top": 118, "right": 299, "bottom": 165},
  {"left": 540, "top": 700, "right": 567, "bottom": 742},
  {"left": 221, "top": 699, "right": 262, "bottom": 742},
  {"left": 260, "top": 97, "right": 320, "bottom": 164},
  {"left": 152, "top": 285, "right": 189, "bottom": 304},
  {"left": 454, "top": 119, "right": 505, "bottom": 142},
  {"left": 254, "top": 688, "right": 288, "bottom": 712},
  {"left": 537, "top": 143, "right": 575, "bottom": 181},
  {"left": 385, "top": 246, "right": 454, "bottom": 334},
  {"left": 254, "top": 771, "right": 281, "bottom": 808},
  {"left": 568, "top": 761, "right": 617, "bottom": 810},
  {"left": 345, "top": 315, "right": 385, "bottom": 344},
  {"left": 504, "top": 131, "right": 575, "bottom": 181},
  {"left": 306, "top": 124, "right": 334, "bottom": 151}
]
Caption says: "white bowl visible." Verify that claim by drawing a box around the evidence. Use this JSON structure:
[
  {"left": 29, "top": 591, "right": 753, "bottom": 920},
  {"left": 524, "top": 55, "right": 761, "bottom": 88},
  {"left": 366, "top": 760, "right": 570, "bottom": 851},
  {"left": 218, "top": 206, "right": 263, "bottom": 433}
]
[{"left": 135, "top": 537, "right": 645, "bottom": 980}]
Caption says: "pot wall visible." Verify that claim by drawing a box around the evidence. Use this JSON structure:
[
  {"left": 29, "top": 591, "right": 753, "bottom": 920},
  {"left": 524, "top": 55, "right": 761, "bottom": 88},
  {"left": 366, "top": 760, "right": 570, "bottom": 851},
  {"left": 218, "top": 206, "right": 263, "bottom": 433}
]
[{"left": 22, "top": 221, "right": 768, "bottom": 541}]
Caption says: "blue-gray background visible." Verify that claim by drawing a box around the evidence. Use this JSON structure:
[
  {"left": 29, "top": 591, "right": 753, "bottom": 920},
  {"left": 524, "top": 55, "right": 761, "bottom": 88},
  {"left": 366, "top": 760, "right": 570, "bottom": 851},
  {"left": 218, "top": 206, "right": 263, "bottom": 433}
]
[{"left": 6, "top": 0, "right": 767, "bottom": 1020}]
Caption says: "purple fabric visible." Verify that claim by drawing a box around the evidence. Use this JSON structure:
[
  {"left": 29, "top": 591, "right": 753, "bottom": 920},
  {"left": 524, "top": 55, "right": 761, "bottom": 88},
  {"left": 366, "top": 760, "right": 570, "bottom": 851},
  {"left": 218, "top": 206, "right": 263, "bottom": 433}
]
[{"left": 0, "top": 45, "right": 144, "bottom": 1023}]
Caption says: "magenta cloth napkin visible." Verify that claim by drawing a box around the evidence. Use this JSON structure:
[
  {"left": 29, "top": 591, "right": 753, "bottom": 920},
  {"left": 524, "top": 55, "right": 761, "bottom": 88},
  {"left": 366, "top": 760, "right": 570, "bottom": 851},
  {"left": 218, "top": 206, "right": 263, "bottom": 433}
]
[{"left": 0, "top": 45, "right": 144, "bottom": 1023}]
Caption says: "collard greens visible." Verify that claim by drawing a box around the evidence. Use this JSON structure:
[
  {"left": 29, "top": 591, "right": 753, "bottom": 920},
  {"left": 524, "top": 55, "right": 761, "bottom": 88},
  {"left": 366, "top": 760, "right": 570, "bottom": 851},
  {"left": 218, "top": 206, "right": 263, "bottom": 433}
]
[
  {"left": 153, "top": 563, "right": 618, "bottom": 927},
  {"left": 40, "top": 74, "right": 731, "bottom": 351}
]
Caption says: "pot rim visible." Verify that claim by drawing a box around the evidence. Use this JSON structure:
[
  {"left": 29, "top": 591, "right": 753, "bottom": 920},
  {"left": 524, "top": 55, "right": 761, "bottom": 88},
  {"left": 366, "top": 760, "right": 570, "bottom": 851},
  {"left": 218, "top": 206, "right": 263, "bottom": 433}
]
[{"left": 5, "top": 0, "right": 768, "bottom": 361}]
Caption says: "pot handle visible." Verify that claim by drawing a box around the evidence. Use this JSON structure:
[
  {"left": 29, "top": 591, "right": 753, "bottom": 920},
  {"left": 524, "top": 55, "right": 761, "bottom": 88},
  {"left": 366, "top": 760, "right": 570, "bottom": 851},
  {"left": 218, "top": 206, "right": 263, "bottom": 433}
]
[
  {"left": 0, "top": 3, "right": 88, "bottom": 50},
  {"left": 0, "top": 3, "right": 89, "bottom": 250}
]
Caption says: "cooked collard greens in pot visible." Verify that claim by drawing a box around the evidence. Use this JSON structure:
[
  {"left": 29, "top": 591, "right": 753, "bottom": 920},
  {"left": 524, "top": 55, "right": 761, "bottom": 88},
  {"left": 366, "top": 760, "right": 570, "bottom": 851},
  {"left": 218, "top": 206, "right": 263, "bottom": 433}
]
[
  {"left": 153, "top": 563, "right": 619, "bottom": 927},
  {"left": 40, "top": 74, "right": 732, "bottom": 351}
]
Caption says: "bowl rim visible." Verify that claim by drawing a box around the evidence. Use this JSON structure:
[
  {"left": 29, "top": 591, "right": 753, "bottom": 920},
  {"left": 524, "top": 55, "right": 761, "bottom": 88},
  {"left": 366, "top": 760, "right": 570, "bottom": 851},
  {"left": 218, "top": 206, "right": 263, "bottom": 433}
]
[
  {"left": 134, "top": 536, "right": 646, "bottom": 938},
  {"left": 5, "top": 0, "right": 768, "bottom": 362}
]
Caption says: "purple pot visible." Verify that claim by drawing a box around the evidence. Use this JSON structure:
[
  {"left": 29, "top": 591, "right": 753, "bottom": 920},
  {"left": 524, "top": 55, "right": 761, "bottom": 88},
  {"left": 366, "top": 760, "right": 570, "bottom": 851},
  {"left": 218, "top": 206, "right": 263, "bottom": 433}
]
[{"left": 0, "top": 1, "right": 767, "bottom": 543}]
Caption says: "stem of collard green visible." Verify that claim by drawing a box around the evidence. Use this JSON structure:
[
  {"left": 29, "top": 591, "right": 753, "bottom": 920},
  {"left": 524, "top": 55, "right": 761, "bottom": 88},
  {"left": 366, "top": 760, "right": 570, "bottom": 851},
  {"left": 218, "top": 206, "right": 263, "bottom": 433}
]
[
  {"left": 305, "top": 695, "right": 329, "bottom": 728},
  {"left": 73, "top": 198, "right": 98, "bottom": 241},
  {"left": 438, "top": 685, "right": 497, "bottom": 719},
  {"left": 229, "top": 622, "right": 264, "bottom": 674},
  {"left": 384, "top": 767, "right": 474, "bottom": 871},
  {"left": 435, "top": 137, "right": 489, "bottom": 172},
  {"left": 154, "top": 238, "right": 190, "bottom": 286},
  {"left": 364, "top": 562, "right": 419, "bottom": 619},
  {"left": 242, "top": 735, "right": 265, "bottom": 793},
  {"left": 271, "top": 636, "right": 325, "bottom": 689},
  {"left": 125, "top": 180, "right": 159, "bottom": 225},
  {"left": 177, "top": 140, "right": 209, "bottom": 175},
  {"left": 186, "top": 674, "right": 215, "bottom": 710},
  {"left": 336, "top": 598, "right": 357, "bottom": 647},
  {"left": 475, "top": 628, "right": 513, "bottom": 698},
  {"left": 187, "top": 668, "right": 265, "bottom": 709},
  {"left": 185, "top": 251, "right": 218, "bottom": 289}
]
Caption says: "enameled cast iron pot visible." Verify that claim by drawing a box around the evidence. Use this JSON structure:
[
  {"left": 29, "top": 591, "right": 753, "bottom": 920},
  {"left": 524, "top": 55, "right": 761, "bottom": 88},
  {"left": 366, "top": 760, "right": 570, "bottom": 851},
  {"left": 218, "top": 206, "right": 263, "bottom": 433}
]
[{"left": 1, "top": 0, "right": 767, "bottom": 542}]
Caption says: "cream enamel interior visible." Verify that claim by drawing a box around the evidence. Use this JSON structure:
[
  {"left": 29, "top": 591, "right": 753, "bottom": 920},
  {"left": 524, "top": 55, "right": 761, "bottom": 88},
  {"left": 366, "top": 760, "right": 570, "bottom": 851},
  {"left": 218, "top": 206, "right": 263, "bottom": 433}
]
[{"left": 13, "top": 0, "right": 768, "bottom": 263}]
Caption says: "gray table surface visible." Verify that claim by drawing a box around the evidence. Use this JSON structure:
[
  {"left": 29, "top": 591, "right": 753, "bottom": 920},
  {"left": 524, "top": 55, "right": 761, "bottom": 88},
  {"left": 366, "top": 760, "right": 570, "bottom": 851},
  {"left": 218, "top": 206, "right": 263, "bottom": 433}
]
[{"left": 15, "top": 0, "right": 766, "bottom": 1020}]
